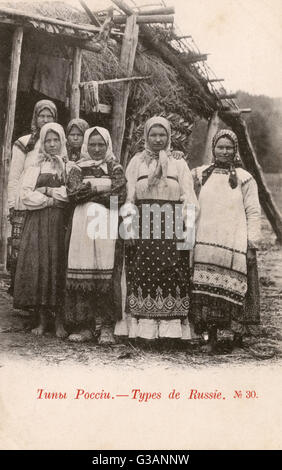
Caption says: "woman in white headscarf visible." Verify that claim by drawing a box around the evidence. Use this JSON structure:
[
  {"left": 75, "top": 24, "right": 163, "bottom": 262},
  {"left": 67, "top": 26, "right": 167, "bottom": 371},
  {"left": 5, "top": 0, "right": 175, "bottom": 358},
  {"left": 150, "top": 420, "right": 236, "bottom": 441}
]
[
  {"left": 7, "top": 99, "right": 57, "bottom": 293},
  {"left": 118, "top": 116, "right": 199, "bottom": 343},
  {"left": 65, "top": 127, "right": 126, "bottom": 344},
  {"left": 13, "top": 123, "right": 69, "bottom": 338}
]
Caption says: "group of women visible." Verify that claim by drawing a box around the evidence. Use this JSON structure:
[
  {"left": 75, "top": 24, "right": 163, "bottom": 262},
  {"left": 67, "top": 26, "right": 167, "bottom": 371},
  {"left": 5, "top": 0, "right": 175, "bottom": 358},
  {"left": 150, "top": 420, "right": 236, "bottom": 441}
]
[{"left": 7, "top": 99, "right": 261, "bottom": 352}]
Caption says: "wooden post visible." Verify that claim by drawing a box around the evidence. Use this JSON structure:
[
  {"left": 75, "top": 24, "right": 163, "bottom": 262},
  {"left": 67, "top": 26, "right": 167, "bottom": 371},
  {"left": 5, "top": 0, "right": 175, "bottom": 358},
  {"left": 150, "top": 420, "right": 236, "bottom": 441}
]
[
  {"left": 70, "top": 47, "right": 82, "bottom": 119},
  {"left": 203, "top": 111, "right": 220, "bottom": 164},
  {"left": 111, "top": 15, "right": 139, "bottom": 160},
  {"left": 0, "top": 27, "right": 23, "bottom": 271}
]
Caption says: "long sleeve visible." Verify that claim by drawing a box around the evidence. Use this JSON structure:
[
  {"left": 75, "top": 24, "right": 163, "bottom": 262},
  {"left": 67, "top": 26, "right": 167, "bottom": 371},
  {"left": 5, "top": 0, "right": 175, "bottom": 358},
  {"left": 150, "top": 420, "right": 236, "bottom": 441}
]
[
  {"left": 177, "top": 159, "right": 200, "bottom": 226},
  {"left": 90, "top": 163, "right": 126, "bottom": 209},
  {"left": 47, "top": 186, "right": 68, "bottom": 202},
  {"left": 8, "top": 142, "right": 26, "bottom": 209},
  {"left": 241, "top": 176, "right": 261, "bottom": 248},
  {"left": 20, "top": 167, "right": 51, "bottom": 210}
]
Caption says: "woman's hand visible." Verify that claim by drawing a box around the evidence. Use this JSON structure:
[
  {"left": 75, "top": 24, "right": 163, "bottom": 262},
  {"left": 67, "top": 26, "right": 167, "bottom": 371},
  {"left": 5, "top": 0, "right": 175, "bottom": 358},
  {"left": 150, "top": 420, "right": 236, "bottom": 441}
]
[{"left": 36, "top": 186, "right": 46, "bottom": 194}]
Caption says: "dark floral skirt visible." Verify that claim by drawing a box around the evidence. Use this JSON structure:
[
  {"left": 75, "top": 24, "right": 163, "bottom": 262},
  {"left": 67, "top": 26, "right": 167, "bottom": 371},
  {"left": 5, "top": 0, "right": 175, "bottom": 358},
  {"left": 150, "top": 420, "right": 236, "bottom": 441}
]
[
  {"left": 125, "top": 199, "right": 191, "bottom": 320},
  {"left": 13, "top": 207, "right": 66, "bottom": 310}
]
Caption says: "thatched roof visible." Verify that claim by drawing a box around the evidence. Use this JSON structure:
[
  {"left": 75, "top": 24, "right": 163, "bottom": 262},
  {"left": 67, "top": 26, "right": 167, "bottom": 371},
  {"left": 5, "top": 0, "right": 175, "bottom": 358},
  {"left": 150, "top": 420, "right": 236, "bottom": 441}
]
[{"left": 0, "top": 1, "right": 225, "bottom": 155}]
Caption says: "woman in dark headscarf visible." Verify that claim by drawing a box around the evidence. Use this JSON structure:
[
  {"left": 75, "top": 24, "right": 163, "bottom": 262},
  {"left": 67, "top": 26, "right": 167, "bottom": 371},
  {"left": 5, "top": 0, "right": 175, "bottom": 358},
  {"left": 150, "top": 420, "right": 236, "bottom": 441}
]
[
  {"left": 191, "top": 129, "right": 261, "bottom": 352},
  {"left": 117, "top": 116, "right": 199, "bottom": 343},
  {"left": 7, "top": 99, "right": 57, "bottom": 293},
  {"left": 66, "top": 118, "right": 89, "bottom": 162}
]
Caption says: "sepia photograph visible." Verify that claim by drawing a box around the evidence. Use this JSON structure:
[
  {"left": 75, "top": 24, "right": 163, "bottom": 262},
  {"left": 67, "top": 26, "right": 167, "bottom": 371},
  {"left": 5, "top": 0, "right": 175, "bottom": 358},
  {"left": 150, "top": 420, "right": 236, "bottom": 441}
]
[{"left": 0, "top": 0, "right": 281, "bottom": 452}]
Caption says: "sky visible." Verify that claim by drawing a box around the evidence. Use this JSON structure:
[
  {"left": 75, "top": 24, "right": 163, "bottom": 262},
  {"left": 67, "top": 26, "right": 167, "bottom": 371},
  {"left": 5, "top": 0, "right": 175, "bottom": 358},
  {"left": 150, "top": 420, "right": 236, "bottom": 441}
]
[{"left": 7, "top": 0, "right": 281, "bottom": 98}]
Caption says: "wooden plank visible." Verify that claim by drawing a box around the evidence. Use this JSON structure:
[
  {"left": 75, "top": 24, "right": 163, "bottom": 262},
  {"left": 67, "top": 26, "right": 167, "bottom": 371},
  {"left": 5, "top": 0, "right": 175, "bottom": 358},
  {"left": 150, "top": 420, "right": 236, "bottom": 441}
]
[
  {"left": 70, "top": 47, "right": 82, "bottom": 119},
  {"left": 111, "top": 14, "right": 139, "bottom": 160},
  {"left": 0, "top": 27, "right": 23, "bottom": 270}
]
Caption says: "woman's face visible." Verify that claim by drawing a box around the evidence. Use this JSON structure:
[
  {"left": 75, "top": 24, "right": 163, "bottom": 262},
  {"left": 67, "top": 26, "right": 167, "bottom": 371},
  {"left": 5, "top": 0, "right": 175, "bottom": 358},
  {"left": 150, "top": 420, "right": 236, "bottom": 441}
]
[
  {"left": 87, "top": 133, "right": 107, "bottom": 161},
  {"left": 67, "top": 125, "right": 84, "bottom": 149},
  {"left": 147, "top": 125, "right": 168, "bottom": 152},
  {"left": 44, "top": 131, "right": 61, "bottom": 156},
  {"left": 214, "top": 137, "right": 235, "bottom": 163},
  {"left": 37, "top": 108, "right": 55, "bottom": 129}
]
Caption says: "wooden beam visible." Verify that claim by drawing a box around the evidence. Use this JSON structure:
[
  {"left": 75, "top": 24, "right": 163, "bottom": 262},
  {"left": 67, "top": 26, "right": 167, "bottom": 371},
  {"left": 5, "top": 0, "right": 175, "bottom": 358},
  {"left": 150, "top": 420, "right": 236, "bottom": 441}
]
[
  {"left": 111, "top": 14, "right": 139, "bottom": 159},
  {"left": 70, "top": 47, "right": 82, "bottom": 119},
  {"left": 111, "top": 0, "right": 132, "bottom": 16},
  {"left": 0, "top": 16, "right": 103, "bottom": 52},
  {"left": 78, "top": 0, "right": 101, "bottom": 27},
  {"left": 0, "top": 6, "right": 101, "bottom": 34},
  {"left": 208, "top": 78, "right": 225, "bottom": 83},
  {"left": 0, "top": 27, "right": 23, "bottom": 270},
  {"left": 113, "top": 14, "right": 174, "bottom": 24},
  {"left": 137, "top": 7, "right": 175, "bottom": 15},
  {"left": 181, "top": 53, "right": 208, "bottom": 64},
  {"left": 220, "top": 112, "right": 282, "bottom": 243},
  {"left": 80, "top": 75, "right": 150, "bottom": 86},
  {"left": 218, "top": 93, "right": 237, "bottom": 100},
  {"left": 221, "top": 108, "right": 251, "bottom": 117}
]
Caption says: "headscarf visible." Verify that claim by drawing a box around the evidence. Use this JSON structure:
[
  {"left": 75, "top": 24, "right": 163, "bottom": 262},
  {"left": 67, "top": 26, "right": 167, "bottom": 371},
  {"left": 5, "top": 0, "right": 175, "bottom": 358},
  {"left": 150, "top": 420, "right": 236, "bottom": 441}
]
[
  {"left": 38, "top": 123, "right": 67, "bottom": 180},
  {"left": 78, "top": 126, "right": 116, "bottom": 167},
  {"left": 26, "top": 100, "right": 58, "bottom": 152},
  {"left": 142, "top": 116, "right": 172, "bottom": 188},
  {"left": 66, "top": 118, "right": 89, "bottom": 161},
  {"left": 202, "top": 129, "right": 242, "bottom": 189}
]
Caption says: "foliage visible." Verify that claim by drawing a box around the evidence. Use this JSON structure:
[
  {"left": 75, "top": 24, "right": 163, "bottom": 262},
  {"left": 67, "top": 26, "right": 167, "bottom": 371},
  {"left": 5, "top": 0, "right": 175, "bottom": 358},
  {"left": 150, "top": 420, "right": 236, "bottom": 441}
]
[{"left": 237, "top": 91, "right": 282, "bottom": 173}]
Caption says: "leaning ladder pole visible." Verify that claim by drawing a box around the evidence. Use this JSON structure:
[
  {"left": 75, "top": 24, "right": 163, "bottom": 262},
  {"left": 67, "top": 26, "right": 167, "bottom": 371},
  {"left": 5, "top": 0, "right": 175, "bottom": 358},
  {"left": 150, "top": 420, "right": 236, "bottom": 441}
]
[
  {"left": 221, "top": 113, "right": 282, "bottom": 243},
  {"left": 0, "top": 27, "right": 23, "bottom": 271}
]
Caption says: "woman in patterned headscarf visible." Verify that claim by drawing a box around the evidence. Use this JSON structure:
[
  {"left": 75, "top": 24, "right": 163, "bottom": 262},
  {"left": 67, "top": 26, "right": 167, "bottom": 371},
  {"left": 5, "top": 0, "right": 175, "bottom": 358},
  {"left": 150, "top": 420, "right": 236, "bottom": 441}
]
[
  {"left": 190, "top": 129, "right": 261, "bottom": 353},
  {"left": 117, "top": 116, "right": 199, "bottom": 343},
  {"left": 13, "top": 123, "right": 69, "bottom": 339},
  {"left": 66, "top": 118, "right": 89, "bottom": 162},
  {"left": 65, "top": 127, "right": 126, "bottom": 344},
  {"left": 7, "top": 100, "right": 57, "bottom": 293}
]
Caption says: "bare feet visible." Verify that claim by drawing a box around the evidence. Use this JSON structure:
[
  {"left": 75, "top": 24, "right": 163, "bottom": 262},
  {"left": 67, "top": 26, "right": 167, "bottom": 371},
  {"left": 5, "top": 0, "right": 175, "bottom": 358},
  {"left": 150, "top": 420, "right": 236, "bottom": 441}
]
[
  {"left": 31, "top": 324, "right": 46, "bottom": 336},
  {"left": 68, "top": 329, "right": 93, "bottom": 342},
  {"left": 98, "top": 327, "right": 115, "bottom": 345},
  {"left": 55, "top": 324, "right": 68, "bottom": 339}
]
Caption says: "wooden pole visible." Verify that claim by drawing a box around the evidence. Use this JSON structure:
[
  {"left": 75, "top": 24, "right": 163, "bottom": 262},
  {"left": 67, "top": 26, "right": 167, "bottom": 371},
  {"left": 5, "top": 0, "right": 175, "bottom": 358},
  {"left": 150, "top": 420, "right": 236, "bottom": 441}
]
[
  {"left": 70, "top": 47, "right": 82, "bottom": 119},
  {"left": 111, "top": 14, "right": 139, "bottom": 160},
  {"left": 78, "top": 0, "right": 101, "bottom": 27},
  {"left": 220, "top": 112, "right": 282, "bottom": 243},
  {"left": 0, "top": 6, "right": 101, "bottom": 34},
  {"left": 113, "top": 14, "right": 174, "bottom": 24},
  {"left": 0, "top": 27, "right": 23, "bottom": 271},
  {"left": 203, "top": 111, "right": 220, "bottom": 164}
]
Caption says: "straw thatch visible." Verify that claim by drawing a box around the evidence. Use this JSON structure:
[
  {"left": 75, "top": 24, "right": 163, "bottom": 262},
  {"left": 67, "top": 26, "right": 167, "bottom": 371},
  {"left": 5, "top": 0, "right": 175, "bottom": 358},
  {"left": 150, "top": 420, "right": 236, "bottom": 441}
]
[{"left": 1, "top": 1, "right": 212, "bottom": 155}]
